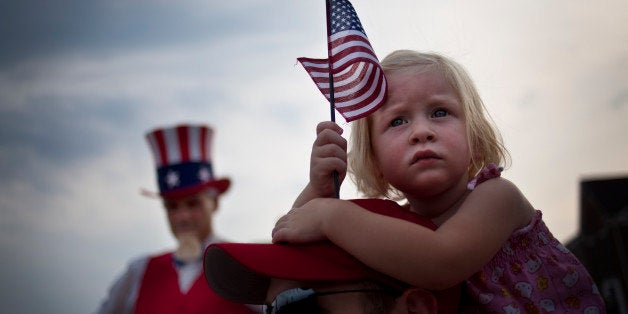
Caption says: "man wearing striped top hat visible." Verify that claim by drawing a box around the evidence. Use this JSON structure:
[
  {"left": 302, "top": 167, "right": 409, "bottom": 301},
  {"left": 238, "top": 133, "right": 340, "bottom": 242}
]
[{"left": 97, "top": 124, "right": 256, "bottom": 314}]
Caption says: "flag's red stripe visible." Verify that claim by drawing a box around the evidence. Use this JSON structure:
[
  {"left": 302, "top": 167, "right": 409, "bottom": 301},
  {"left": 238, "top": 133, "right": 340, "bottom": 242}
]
[
  {"left": 336, "top": 72, "right": 385, "bottom": 113},
  {"left": 334, "top": 66, "right": 380, "bottom": 104},
  {"left": 330, "top": 35, "right": 372, "bottom": 51},
  {"left": 319, "top": 63, "right": 369, "bottom": 95},
  {"left": 300, "top": 60, "right": 386, "bottom": 113},
  {"left": 337, "top": 76, "right": 384, "bottom": 110},
  {"left": 311, "top": 63, "right": 363, "bottom": 87},
  {"left": 338, "top": 81, "right": 386, "bottom": 118}
]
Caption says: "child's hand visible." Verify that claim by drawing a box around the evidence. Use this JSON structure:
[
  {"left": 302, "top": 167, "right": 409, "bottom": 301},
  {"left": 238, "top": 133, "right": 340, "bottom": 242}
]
[
  {"left": 272, "top": 198, "right": 332, "bottom": 244},
  {"left": 309, "top": 121, "right": 347, "bottom": 198}
]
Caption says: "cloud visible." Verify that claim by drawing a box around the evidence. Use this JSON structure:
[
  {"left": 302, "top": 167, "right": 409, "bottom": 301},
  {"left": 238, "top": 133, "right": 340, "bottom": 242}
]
[
  {"left": 0, "top": 3, "right": 327, "bottom": 311},
  {"left": 1, "top": 1, "right": 627, "bottom": 313},
  {"left": 0, "top": 0, "right": 319, "bottom": 67}
]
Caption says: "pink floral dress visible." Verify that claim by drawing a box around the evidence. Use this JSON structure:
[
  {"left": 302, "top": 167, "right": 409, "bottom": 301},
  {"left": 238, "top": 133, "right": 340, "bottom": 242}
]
[{"left": 462, "top": 165, "right": 605, "bottom": 313}]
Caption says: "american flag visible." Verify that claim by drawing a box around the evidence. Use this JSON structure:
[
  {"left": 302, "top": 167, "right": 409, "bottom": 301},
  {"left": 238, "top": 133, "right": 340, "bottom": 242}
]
[{"left": 298, "top": 0, "right": 387, "bottom": 122}]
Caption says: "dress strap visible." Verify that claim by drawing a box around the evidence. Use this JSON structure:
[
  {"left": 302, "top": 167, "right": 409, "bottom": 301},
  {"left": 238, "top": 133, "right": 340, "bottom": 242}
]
[{"left": 467, "top": 163, "right": 503, "bottom": 190}]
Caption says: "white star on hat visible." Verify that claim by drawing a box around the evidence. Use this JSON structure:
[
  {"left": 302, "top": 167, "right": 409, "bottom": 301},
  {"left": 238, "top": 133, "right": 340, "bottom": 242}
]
[
  {"left": 165, "top": 170, "right": 180, "bottom": 187},
  {"left": 198, "top": 167, "right": 211, "bottom": 182}
]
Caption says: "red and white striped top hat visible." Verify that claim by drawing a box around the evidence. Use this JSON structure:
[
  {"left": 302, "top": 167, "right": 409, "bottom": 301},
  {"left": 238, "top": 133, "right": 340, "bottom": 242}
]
[{"left": 145, "top": 124, "right": 230, "bottom": 199}]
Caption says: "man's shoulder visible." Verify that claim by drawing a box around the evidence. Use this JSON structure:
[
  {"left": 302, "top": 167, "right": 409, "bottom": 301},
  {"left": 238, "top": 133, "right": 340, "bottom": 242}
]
[{"left": 126, "top": 250, "right": 172, "bottom": 270}]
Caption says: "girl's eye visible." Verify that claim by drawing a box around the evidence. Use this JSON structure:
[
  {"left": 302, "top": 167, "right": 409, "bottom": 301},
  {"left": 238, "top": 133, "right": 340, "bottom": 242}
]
[
  {"left": 432, "top": 109, "right": 448, "bottom": 118},
  {"left": 390, "top": 118, "right": 407, "bottom": 127}
]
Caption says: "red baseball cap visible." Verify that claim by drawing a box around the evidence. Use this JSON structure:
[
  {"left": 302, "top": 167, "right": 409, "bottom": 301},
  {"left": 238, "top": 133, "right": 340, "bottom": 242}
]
[{"left": 204, "top": 198, "right": 460, "bottom": 312}]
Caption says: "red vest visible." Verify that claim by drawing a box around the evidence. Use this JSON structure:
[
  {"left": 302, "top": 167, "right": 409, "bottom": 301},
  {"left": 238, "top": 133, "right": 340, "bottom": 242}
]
[{"left": 135, "top": 252, "right": 253, "bottom": 314}]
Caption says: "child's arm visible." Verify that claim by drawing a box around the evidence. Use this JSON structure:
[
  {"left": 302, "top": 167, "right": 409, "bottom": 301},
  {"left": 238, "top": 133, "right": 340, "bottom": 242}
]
[
  {"left": 292, "top": 121, "right": 347, "bottom": 208},
  {"left": 273, "top": 178, "right": 534, "bottom": 290}
]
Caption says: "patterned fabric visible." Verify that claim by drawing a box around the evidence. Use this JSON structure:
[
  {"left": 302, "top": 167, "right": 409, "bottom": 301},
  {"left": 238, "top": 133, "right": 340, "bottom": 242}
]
[
  {"left": 462, "top": 165, "right": 605, "bottom": 313},
  {"left": 467, "top": 163, "right": 504, "bottom": 190}
]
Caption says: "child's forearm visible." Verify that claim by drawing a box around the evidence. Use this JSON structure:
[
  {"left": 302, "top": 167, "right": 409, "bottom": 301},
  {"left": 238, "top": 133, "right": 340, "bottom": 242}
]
[
  {"left": 322, "top": 182, "right": 529, "bottom": 290},
  {"left": 320, "top": 199, "right": 475, "bottom": 290},
  {"left": 292, "top": 183, "right": 319, "bottom": 208}
]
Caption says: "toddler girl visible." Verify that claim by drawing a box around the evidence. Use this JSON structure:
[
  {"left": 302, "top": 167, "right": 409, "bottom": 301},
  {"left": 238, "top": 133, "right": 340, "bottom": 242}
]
[{"left": 273, "top": 50, "right": 605, "bottom": 312}]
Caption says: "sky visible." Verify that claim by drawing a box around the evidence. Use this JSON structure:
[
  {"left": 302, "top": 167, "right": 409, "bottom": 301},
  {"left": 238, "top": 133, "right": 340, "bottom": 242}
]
[{"left": 0, "top": 0, "right": 627, "bottom": 313}]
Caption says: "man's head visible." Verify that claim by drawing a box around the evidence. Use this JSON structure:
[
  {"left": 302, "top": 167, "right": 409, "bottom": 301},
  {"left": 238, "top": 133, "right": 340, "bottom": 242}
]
[
  {"left": 144, "top": 123, "right": 230, "bottom": 248},
  {"left": 163, "top": 190, "right": 217, "bottom": 243},
  {"left": 204, "top": 199, "right": 459, "bottom": 313}
]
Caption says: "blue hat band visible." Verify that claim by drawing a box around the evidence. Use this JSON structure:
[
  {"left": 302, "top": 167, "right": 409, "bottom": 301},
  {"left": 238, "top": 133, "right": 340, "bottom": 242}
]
[{"left": 157, "top": 162, "right": 215, "bottom": 194}]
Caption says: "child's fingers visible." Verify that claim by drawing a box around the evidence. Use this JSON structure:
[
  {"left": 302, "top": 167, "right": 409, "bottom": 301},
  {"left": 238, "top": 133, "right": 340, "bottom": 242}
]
[
  {"left": 272, "top": 214, "right": 288, "bottom": 235},
  {"left": 316, "top": 121, "right": 343, "bottom": 136},
  {"left": 312, "top": 132, "right": 347, "bottom": 171},
  {"left": 271, "top": 224, "right": 294, "bottom": 244},
  {"left": 272, "top": 227, "right": 288, "bottom": 244},
  {"left": 311, "top": 151, "right": 346, "bottom": 174},
  {"left": 314, "top": 128, "right": 347, "bottom": 152},
  {"left": 311, "top": 158, "right": 346, "bottom": 181},
  {"left": 314, "top": 142, "right": 347, "bottom": 163},
  {"left": 271, "top": 229, "right": 284, "bottom": 244},
  {"left": 272, "top": 225, "right": 300, "bottom": 244}
]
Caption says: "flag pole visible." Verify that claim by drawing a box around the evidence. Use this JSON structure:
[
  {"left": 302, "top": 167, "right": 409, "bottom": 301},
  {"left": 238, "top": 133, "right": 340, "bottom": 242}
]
[
  {"left": 325, "top": 0, "right": 340, "bottom": 199},
  {"left": 325, "top": 0, "right": 336, "bottom": 123}
]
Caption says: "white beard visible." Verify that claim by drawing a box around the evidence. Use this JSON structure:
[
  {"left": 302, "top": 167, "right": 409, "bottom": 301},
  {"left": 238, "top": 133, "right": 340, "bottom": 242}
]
[{"left": 174, "top": 232, "right": 202, "bottom": 262}]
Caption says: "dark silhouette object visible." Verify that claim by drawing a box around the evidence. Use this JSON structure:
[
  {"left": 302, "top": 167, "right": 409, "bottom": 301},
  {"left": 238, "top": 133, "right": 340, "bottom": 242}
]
[{"left": 567, "top": 176, "right": 628, "bottom": 313}]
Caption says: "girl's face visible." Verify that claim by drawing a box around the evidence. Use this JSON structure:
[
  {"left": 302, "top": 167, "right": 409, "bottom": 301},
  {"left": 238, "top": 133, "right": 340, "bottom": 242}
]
[{"left": 370, "top": 68, "right": 471, "bottom": 198}]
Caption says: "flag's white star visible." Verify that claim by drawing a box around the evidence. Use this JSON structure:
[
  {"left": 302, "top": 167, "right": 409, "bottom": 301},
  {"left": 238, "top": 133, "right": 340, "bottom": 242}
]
[{"left": 165, "top": 170, "right": 180, "bottom": 187}]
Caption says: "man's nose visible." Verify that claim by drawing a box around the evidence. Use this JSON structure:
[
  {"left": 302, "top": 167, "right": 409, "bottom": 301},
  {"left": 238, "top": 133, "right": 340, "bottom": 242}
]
[{"left": 172, "top": 207, "right": 193, "bottom": 220}]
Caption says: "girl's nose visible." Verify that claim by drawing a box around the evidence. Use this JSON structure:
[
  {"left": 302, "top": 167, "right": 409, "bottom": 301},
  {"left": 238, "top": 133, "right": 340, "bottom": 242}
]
[{"left": 409, "top": 122, "right": 436, "bottom": 144}]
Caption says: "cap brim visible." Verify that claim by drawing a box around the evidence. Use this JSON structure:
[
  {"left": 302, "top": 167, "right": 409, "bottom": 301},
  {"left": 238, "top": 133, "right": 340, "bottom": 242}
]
[
  {"left": 204, "top": 241, "right": 383, "bottom": 304},
  {"left": 204, "top": 198, "right": 439, "bottom": 305},
  {"left": 203, "top": 199, "right": 461, "bottom": 312}
]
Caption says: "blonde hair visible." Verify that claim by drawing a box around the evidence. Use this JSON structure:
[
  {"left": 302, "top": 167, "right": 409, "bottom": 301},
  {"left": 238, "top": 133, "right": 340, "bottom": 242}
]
[{"left": 348, "top": 50, "right": 510, "bottom": 200}]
